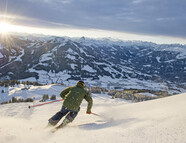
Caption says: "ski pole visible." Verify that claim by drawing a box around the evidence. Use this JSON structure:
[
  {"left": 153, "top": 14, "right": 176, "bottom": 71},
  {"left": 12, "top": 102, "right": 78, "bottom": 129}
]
[
  {"left": 91, "top": 112, "right": 101, "bottom": 117},
  {"left": 28, "top": 99, "right": 63, "bottom": 109}
]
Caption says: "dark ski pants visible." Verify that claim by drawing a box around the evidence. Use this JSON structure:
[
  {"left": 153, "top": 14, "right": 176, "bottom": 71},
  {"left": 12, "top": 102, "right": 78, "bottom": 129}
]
[{"left": 48, "top": 106, "right": 80, "bottom": 126}]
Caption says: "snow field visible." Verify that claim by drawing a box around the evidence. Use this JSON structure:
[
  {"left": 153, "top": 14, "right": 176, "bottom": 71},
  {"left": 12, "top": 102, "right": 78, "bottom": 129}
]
[{"left": 0, "top": 84, "right": 186, "bottom": 143}]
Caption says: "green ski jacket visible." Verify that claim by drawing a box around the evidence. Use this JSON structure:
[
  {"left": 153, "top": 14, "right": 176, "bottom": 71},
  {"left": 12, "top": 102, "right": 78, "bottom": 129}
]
[{"left": 60, "top": 83, "right": 93, "bottom": 112}]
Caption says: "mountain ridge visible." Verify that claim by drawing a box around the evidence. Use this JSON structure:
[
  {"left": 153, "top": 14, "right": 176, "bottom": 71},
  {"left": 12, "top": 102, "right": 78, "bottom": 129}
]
[{"left": 0, "top": 34, "right": 186, "bottom": 93}]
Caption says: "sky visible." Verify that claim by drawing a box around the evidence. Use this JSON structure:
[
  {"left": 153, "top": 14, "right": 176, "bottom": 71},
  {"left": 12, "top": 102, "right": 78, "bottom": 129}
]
[{"left": 0, "top": 0, "right": 186, "bottom": 44}]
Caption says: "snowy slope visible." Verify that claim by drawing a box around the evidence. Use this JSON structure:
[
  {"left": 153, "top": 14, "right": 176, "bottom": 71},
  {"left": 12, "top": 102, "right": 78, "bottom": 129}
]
[
  {"left": 0, "top": 84, "right": 64, "bottom": 104},
  {"left": 0, "top": 85, "right": 186, "bottom": 143}
]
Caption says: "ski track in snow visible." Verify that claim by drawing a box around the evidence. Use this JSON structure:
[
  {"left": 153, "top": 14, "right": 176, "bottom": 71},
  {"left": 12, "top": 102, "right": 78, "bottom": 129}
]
[{"left": 0, "top": 85, "right": 186, "bottom": 143}]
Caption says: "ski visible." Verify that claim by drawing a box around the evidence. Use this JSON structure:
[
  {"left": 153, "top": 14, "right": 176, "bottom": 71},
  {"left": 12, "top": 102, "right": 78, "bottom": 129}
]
[{"left": 51, "top": 124, "right": 66, "bottom": 133}]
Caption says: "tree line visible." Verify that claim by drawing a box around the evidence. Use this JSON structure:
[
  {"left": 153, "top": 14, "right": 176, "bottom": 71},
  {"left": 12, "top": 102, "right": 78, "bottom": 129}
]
[{"left": 0, "top": 80, "right": 43, "bottom": 87}]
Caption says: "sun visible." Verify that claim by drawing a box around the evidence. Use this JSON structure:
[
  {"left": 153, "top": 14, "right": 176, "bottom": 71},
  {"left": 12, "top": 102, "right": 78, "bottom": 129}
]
[{"left": 0, "top": 21, "right": 12, "bottom": 34}]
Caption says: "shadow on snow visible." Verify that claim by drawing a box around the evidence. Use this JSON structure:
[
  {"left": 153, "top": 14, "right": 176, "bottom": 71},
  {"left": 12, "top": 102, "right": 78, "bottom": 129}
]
[{"left": 77, "top": 118, "right": 137, "bottom": 130}]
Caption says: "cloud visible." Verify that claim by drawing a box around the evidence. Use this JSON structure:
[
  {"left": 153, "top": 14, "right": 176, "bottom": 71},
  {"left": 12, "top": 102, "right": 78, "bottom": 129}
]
[
  {"left": 132, "top": 0, "right": 145, "bottom": 4},
  {"left": 0, "top": 0, "right": 186, "bottom": 38},
  {"left": 27, "top": 0, "right": 71, "bottom": 4}
]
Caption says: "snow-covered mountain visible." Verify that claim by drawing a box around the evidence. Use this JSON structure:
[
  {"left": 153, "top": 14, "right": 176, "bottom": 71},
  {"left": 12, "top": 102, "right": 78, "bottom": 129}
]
[
  {"left": 0, "top": 34, "right": 186, "bottom": 92},
  {"left": 0, "top": 84, "right": 186, "bottom": 143}
]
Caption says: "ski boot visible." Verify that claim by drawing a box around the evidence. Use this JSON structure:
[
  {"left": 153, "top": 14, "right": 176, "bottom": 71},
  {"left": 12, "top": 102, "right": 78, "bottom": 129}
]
[{"left": 51, "top": 118, "right": 70, "bottom": 133}]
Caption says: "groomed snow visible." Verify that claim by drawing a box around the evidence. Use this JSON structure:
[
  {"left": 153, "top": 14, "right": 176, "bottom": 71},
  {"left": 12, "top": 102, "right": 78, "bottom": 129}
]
[{"left": 0, "top": 84, "right": 186, "bottom": 143}]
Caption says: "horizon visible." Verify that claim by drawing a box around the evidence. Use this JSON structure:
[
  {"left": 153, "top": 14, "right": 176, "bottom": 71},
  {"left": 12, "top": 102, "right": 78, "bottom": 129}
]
[
  {"left": 5, "top": 31, "right": 186, "bottom": 46},
  {"left": 1, "top": 0, "right": 186, "bottom": 44}
]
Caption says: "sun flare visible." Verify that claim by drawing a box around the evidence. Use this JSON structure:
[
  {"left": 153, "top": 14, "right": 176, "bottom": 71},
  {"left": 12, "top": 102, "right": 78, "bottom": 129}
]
[{"left": 0, "top": 21, "right": 12, "bottom": 34}]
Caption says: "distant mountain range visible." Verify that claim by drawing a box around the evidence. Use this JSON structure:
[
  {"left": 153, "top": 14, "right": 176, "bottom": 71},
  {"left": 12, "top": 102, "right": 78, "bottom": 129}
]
[{"left": 0, "top": 34, "right": 186, "bottom": 93}]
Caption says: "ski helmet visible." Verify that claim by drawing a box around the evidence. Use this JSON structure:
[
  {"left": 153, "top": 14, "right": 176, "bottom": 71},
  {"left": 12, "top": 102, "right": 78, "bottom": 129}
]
[{"left": 77, "top": 81, "right": 85, "bottom": 87}]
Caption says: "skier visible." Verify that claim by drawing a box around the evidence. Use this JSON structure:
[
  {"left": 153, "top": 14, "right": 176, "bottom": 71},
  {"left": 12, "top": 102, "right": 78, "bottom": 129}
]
[{"left": 48, "top": 81, "right": 93, "bottom": 129}]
